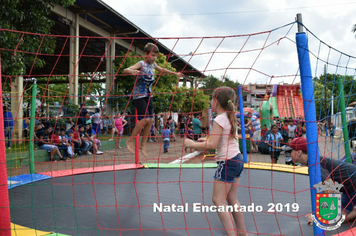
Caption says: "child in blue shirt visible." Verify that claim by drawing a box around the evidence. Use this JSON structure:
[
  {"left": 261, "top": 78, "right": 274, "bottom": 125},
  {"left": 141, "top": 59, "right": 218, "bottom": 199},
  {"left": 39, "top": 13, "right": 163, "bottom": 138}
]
[
  {"left": 265, "top": 124, "right": 284, "bottom": 163},
  {"left": 60, "top": 128, "right": 74, "bottom": 158},
  {"left": 162, "top": 125, "right": 171, "bottom": 153}
]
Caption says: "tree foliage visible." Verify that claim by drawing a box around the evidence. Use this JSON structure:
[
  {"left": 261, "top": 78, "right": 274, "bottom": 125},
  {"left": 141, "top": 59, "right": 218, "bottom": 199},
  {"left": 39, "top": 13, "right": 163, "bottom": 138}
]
[
  {"left": 0, "top": 0, "right": 74, "bottom": 75},
  {"left": 352, "top": 24, "right": 356, "bottom": 37},
  {"left": 314, "top": 73, "right": 356, "bottom": 119},
  {"left": 199, "top": 75, "right": 241, "bottom": 95}
]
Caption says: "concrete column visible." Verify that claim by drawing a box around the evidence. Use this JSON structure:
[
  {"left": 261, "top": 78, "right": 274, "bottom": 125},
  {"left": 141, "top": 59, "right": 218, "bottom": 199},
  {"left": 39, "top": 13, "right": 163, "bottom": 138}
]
[
  {"left": 69, "top": 14, "right": 79, "bottom": 105},
  {"left": 182, "top": 75, "right": 187, "bottom": 87},
  {"left": 105, "top": 36, "right": 115, "bottom": 116},
  {"left": 11, "top": 75, "right": 23, "bottom": 144}
]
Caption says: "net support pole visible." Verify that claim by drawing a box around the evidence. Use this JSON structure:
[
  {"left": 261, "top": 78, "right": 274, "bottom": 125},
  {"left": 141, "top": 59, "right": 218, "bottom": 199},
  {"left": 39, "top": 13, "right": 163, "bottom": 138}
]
[
  {"left": 29, "top": 81, "right": 37, "bottom": 174},
  {"left": 295, "top": 13, "right": 324, "bottom": 236},
  {"left": 337, "top": 77, "right": 351, "bottom": 163},
  {"left": 238, "top": 86, "right": 247, "bottom": 163},
  {"left": 135, "top": 109, "right": 139, "bottom": 164},
  {"left": 0, "top": 54, "right": 11, "bottom": 236}
]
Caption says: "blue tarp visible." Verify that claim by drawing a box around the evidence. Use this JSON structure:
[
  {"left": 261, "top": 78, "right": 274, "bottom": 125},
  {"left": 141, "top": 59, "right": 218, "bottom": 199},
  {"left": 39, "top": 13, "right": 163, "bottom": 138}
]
[{"left": 7, "top": 174, "right": 51, "bottom": 189}]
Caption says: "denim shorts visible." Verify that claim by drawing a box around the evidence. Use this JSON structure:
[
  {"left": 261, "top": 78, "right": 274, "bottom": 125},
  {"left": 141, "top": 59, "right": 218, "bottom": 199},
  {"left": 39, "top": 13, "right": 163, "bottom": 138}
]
[
  {"left": 214, "top": 153, "right": 244, "bottom": 183},
  {"left": 39, "top": 144, "right": 57, "bottom": 152}
]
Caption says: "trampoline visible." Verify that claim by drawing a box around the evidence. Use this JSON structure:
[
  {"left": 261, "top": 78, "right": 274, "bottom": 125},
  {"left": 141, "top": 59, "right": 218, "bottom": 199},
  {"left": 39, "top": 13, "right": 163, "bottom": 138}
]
[{"left": 8, "top": 166, "right": 334, "bottom": 236}]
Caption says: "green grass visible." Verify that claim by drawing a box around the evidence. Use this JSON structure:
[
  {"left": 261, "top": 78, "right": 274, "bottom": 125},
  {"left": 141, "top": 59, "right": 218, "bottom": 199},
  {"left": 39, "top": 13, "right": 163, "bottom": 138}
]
[
  {"left": 5, "top": 142, "right": 32, "bottom": 154},
  {"left": 4, "top": 134, "right": 124, "bottom": 154}
]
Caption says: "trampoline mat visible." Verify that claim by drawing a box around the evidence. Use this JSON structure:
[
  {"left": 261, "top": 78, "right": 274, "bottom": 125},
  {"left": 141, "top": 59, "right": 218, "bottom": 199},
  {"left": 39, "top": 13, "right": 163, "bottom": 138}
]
[{"left": 9, "top": 168, "right": 349, "bottom": 235}]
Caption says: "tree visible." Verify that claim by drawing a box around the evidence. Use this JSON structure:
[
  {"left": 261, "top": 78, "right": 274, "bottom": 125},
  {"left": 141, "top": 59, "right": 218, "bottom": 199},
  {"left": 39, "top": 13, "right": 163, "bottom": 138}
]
[
  {"left": 313, "top": 78, "right": 332, "bottom": 119},
  {"left": 178, "top": 87, "right": 210, "bottom": 114},
  {"left": 0, "top": 0, "right": 75, "bottom": 75},
  {"left": 199, "top": 75, "right": 241, "bottom": 96},
  {"left": 352, "top": 24, "right": 356, "bottom": 37},
  {"left": 314, "top": 73, "right": 356, "bottom": 119}
]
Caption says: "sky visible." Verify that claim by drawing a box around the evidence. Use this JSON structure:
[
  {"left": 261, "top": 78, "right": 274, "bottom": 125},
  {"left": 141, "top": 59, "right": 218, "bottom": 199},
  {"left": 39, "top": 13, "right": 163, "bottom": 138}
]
[{"left": 102, "top": 0, "right": 356, "bottom": 85}]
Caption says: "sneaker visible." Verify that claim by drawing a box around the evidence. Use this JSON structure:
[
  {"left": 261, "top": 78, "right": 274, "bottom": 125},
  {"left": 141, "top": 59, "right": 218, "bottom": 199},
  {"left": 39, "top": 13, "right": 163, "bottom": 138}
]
[
  {"left": 109, "top": 139, "right": 113, "bottom": 141},
  {"left": 87, "top": 151, "right": 92, "bottom": 155},
  {"left": 96, "top": 151, "right": 103, "bottom": 155},
  {"left": 148, "top": 140, "right": 153, "bottom": 143},
  {"left": 118, "top": 146, "right": 122, "bottom": 149}
]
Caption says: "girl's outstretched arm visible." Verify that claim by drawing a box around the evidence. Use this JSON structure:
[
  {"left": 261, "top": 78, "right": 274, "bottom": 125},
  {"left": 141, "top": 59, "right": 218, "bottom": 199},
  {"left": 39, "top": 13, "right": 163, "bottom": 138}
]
[{"left": 184, "top": 122, "right": 222, "bottom": 150}]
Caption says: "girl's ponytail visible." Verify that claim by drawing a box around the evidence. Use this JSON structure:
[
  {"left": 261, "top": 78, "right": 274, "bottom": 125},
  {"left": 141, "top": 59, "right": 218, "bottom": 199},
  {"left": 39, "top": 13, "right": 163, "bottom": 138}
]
[{"left": 212, "top": 87, "right": 238, "bottom": 140}]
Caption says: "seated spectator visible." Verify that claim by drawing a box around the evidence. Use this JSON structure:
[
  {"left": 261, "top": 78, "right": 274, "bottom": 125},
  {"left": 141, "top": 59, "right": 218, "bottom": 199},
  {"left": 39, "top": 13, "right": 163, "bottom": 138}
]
[
  {"left": 60, "top": 128, "right": 75, "bottom": 158},
  {"left": 51, "top": 128, "right": 70, "bottom": 159},
  {"left": 78, "top": 125, "right": 92, "bottom": 155},
  {"left": 71, "top": 125, "right": 90, "bottom": 155},
  {"left": 84, "top": 124, "right": 103, "bottom": 155},
  {"left": 36, "top": 126, "right": 66, "bottom": 161}
]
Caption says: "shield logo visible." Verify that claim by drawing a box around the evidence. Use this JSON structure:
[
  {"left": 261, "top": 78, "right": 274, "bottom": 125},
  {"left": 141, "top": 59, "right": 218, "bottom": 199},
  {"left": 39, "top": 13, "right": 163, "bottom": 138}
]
[{"left": 316, "top": 193, "right": 342, "bottom": 224}]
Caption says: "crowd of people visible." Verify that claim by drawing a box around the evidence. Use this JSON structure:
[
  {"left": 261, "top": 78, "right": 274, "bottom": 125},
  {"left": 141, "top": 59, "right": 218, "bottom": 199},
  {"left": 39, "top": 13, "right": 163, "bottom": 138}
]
[
  {"left": 147, "top": 113, "right": 207, "bottom": 153},
  {"left": 34, "top": 121, "right": 105, "bottom": 161},
  {"left": 19, "top": 105, "right": 132, "bottom": 160},
  {"left": 1, "top": 101, "right": 341, "bottom": 166},
  {"left": 245, "top": 114, "right": 309, "bottom": 164}
]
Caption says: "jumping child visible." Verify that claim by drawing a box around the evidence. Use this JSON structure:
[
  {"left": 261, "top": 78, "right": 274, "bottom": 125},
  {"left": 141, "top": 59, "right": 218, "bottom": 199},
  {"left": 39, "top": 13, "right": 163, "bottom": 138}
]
[
  {"left": 184, "top": 86, "right": 247, "bottom": 236},
  {"left": 123, "top": 43, "right": 181, "bottom": 157}
]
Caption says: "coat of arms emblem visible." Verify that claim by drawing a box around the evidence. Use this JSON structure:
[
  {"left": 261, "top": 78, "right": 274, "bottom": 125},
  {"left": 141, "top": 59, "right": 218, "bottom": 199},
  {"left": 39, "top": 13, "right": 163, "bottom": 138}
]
[{"left": 311, "top": 180, "right": 345, "bottom": 230}]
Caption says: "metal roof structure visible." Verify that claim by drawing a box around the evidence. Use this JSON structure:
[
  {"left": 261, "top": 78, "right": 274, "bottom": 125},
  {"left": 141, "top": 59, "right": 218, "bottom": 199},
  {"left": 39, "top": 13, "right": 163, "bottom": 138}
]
[{"left": 33, "top": 0, "right": 203, "bottom": 80}]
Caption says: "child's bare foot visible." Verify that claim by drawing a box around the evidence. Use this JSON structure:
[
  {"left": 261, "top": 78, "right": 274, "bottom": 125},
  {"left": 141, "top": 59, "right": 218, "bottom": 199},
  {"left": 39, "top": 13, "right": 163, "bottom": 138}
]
[
  {"left": 126, "top": 139, "right": 134, "bottom": 154},
  {"left": 141, "top": 145, "right": 147, "bottom": 157}
]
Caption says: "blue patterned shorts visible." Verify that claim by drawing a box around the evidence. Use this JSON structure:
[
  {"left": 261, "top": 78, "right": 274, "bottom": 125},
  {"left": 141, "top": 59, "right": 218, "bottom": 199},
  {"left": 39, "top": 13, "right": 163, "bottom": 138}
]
[{"left": 214, "top": 153, "right": 244, "bottom": 183}]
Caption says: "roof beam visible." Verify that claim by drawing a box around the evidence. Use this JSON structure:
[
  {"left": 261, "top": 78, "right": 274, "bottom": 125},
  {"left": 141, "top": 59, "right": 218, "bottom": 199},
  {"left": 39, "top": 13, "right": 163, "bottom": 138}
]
[
  {"left": 51, "top": 5, "right": 144, "bottom": 55},
  {"left": 72, "top": 8, "right": 108, "bottom": 14}
]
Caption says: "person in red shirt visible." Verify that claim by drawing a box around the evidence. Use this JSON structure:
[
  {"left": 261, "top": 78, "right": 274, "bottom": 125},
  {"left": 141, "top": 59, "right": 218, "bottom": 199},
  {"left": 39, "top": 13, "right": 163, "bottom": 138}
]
[
  {"left": 50, "top": 128, "right": 69, "bottom": 159},
  {"left": 261, "top": 124, "right": 268, "bottom": 137},
  {"left": 282, "top": 120, "right": 289, "bottom": 133},
  {"left": 70, "top": 125, "right": 89, "bottom": 156}
]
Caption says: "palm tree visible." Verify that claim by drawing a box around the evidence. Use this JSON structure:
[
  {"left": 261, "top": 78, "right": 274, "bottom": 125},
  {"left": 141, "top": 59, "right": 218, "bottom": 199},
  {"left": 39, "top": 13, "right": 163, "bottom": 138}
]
[{"left": 352, "top": 24, "right": 356, "bottom": 35}]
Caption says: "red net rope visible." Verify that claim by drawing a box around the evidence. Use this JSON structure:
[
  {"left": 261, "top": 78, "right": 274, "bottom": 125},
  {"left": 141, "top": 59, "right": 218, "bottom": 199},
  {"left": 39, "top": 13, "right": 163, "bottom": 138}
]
[{"left": 2, "top": 25, "right": 346, "bottom": 235}]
